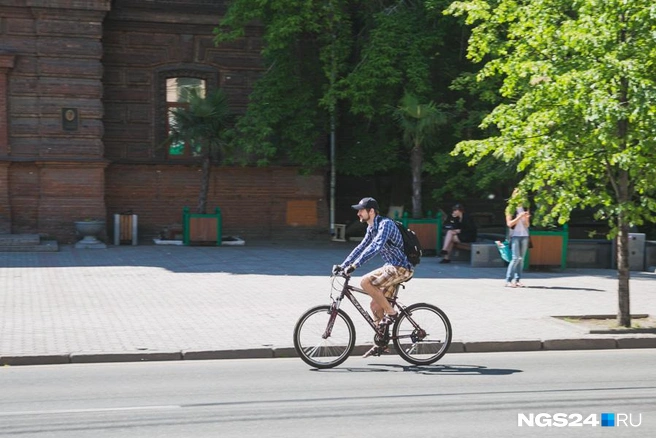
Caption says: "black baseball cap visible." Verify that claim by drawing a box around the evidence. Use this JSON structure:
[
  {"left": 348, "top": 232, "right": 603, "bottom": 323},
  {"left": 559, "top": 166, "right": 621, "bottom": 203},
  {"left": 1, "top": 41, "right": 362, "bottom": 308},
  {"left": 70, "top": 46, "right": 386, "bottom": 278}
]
[{"left": 351, "top": 197, "right": 379, "bottom": 211}]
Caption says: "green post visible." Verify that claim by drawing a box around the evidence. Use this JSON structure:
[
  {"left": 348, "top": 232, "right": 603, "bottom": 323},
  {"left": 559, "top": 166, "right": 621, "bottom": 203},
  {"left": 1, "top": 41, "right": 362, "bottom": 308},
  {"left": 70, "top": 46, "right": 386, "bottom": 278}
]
[
  {"left": 182, "top": 206, "right": 190, "bottom": 245},
  {"left": 560, "top": 223, "right": 569, "bottom": 270},
  {"left": 436, "top": 211, "right": 443, "bottom": 251},
  {"left": 215, "top": 207, "right": 222, "bottom": 246}
]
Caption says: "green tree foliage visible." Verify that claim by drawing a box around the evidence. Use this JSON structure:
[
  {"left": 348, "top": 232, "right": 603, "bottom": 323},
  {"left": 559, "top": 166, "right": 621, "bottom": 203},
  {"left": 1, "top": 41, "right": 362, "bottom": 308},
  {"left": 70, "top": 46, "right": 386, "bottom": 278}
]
[
  {"left": 393, "top": 93, "right": 447, "bottom": 217},
  {"left": 215, "top": 0, "right": 352, "bottom": 169},
  {"left": 167, "top": 89, "right": 232, "bottom": 214},
  {"left": 425, "top": 72, "right": 516, "bottom": 202},
  {"left": 445, "top": 0, "right": 656, "bottom": 326},
  {"left": 215, "top": 1, "right": 491, "bottom": 212}
]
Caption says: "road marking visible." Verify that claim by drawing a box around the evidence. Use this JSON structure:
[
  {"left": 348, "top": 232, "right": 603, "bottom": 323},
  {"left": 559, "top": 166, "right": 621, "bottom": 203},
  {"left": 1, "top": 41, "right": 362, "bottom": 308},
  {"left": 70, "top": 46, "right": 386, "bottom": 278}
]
[{"left": 0, "top": 405, "right": 181, "bottom": 417}]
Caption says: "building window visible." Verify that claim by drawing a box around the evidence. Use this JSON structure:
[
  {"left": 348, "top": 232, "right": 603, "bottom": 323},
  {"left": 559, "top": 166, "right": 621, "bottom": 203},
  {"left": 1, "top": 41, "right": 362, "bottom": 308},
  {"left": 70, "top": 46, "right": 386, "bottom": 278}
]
[
  {"left": 155, "top": 66, "right": 218, "bottom": 161},
  {"left": 166, "top": 77, "right": 206, "bottom": 158}
]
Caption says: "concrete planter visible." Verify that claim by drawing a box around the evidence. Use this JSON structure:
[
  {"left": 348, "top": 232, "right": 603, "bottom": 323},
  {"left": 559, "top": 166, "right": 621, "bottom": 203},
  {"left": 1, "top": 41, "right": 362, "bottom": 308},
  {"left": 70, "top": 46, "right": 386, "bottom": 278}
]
[{"left": 74, "top": 220, "right": 106, "bottom": 249}]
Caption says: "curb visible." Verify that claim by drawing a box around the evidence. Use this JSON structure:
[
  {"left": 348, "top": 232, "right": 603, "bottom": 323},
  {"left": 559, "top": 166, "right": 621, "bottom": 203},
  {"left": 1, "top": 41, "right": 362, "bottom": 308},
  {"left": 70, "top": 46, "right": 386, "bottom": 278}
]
[{"left": 2, "top": 337, "right": 655, "bottom": 366}]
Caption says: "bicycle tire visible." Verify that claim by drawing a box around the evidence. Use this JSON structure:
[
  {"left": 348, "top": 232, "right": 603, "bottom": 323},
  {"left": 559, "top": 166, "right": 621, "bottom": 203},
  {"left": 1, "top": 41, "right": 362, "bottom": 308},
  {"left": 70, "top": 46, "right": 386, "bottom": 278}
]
[
  {"left": 293, "top": 305, "right": 356, "bottom": 369},
  {"left": 392, "top": 302, "right": 452, "bottom": 365}
]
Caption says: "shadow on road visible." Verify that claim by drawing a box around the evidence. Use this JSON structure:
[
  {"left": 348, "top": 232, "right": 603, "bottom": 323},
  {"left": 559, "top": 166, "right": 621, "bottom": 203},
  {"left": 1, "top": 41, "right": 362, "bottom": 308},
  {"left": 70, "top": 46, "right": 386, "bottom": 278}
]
[
  {"left": 315, "top": 363, "right": 523, "bottom": 375},
  {"left": 523, "top": 285, "right": 605, "bottom": 292}
]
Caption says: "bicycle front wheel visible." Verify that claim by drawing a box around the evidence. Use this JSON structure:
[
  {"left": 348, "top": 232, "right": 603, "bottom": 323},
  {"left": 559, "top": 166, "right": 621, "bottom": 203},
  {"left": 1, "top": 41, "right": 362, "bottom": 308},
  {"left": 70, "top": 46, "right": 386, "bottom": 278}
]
[
  {"left": 392, "top": 303, "right": 452, "bottom": 365},
  {"left": 293, "top": 305, "right": 356, "bottom": 369}
]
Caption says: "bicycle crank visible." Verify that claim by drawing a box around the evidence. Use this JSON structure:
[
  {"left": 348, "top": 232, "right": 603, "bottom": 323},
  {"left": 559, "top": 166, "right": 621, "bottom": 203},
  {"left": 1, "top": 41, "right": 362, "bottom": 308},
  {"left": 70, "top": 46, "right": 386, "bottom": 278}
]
[{"left": 374, "top": 331, "right": 390, "bottom": 347}]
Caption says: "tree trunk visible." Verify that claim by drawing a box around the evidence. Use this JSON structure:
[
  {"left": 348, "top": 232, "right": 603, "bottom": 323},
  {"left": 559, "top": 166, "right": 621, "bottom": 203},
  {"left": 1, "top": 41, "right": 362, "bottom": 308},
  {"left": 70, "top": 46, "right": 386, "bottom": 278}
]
[
  {"left": 616, "top": 170, "right": 631, "bottom": 328},
  {"left": 617, "top": 224, "right": 631, "bottom": 327},
  {"left": 615, "top": 70, "right": 630, "bottom": 327},
  {"left": 197, "top": 155, "right": 211, "bottom": 214},
  {"left": 410, "top": 142, "right": 423, "bottom": 219}
]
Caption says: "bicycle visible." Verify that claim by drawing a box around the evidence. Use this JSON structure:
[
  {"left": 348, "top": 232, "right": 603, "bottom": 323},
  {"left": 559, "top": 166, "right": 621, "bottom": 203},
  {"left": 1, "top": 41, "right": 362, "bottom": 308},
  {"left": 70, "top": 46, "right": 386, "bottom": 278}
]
[{"left": 293, "top": 268, "right": 452, "bottom": 369}]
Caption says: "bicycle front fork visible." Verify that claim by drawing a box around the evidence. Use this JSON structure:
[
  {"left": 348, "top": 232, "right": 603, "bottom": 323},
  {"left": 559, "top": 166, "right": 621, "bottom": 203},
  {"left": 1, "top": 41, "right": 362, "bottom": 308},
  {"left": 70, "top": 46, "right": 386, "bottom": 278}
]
[{"left": 322, "top": 296, "right": 343, "bottom": 339}]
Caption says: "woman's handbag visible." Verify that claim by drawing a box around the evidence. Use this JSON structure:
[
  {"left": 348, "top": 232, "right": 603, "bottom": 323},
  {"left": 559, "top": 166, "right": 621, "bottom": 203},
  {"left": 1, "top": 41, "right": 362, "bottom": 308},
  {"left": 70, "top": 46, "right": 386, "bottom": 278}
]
[{"left": 495, "top": 240, "right": 512, "bottom": 263}]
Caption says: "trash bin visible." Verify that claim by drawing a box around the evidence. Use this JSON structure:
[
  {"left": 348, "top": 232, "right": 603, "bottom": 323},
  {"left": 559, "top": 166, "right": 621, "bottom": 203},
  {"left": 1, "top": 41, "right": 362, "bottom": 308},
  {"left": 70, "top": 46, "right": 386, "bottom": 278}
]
[
  {"left": 612, "top": 233, "right": 645, "bottom": 271},
  {"left": 114, "top": 213, "right": 138, "bottom": 246}
]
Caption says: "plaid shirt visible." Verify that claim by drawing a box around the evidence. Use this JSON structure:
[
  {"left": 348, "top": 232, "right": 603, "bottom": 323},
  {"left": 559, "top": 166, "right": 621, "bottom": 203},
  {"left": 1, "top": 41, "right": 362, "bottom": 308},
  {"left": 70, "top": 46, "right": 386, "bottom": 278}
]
[{"left": 341, "top": 215, "right": 412, "bottom": 270}]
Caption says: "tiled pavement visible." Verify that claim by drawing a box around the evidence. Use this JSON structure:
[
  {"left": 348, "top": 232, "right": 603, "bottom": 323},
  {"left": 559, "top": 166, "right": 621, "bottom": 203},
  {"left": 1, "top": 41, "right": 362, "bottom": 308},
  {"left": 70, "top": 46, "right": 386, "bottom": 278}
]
[{"left": 0, "top": 240, "right": 654, "bottom": 365}]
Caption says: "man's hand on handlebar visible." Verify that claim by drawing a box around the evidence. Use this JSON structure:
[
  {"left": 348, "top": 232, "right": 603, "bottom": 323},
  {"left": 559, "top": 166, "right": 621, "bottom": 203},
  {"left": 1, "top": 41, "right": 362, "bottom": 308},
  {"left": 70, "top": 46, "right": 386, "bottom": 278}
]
[{"left": 332, "top": 264, "right": 356, "bottom": 276}]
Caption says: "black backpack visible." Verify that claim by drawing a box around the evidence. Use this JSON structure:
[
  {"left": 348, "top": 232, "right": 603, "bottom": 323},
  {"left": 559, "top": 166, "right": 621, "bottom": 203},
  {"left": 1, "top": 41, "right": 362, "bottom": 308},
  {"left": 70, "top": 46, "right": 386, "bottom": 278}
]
[{"left": 392, "top": 220, "right": 422, "bottom": 266}]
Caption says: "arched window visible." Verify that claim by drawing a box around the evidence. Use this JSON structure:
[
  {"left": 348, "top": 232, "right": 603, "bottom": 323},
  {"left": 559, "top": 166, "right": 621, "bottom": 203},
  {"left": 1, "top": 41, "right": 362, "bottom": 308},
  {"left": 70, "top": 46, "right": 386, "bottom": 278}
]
[{"left": 166, "top": 77, "right": 206, "bottom": 158}]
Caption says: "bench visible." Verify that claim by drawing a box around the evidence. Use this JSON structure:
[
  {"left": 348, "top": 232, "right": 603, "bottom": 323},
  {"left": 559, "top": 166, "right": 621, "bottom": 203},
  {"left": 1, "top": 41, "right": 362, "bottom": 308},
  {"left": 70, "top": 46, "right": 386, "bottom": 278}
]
[
  {"left": 470, "top": 242, "right": 506, "bottom": 267},
  {"left": 450, "top": 242, "right": 472, "bottom": 262},
  {"left": 451, "top": 239, "right": 507, "bottom": 267},
  {"left": 450, "top": 232, "right": 505, "bottom": 259}
]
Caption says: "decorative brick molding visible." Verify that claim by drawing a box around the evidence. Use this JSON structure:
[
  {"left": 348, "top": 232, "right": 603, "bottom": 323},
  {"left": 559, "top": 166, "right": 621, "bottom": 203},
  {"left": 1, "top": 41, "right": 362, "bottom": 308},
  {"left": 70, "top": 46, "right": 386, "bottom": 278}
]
[
  {"left": 0, "top": 162, "right": 10, "bottom": 234},
  {"left": 26, "top": 0, "right": 111, "bottom": 11},
  {"left": 2, "top": 0, "right": 110, "bottom": 238},
  {"left": 0, "top": 54, "right": 16, "bottom": 233},
  {"left": 0, "top": 54, "right": 15, "bottom": 157}
]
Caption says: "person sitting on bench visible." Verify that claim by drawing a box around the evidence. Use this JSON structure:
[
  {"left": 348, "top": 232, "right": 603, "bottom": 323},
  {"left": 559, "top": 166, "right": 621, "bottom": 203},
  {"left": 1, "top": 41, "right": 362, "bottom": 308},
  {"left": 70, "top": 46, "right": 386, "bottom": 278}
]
[{"left": 439, "top": 203, "right": 477, "bottom": 264}]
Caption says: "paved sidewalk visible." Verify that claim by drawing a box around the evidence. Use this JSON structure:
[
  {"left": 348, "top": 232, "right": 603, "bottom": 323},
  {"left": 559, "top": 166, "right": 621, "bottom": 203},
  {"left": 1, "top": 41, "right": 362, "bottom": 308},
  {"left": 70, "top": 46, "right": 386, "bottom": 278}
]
[{"left": 1, "top": 240, "right": 655, "bottom": 366}]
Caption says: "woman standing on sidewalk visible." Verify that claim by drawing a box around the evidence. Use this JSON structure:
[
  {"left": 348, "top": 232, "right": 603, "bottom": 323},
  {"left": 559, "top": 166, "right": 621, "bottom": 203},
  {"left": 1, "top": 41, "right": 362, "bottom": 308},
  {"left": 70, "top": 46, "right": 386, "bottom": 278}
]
[{"left": 505, "top": 190, "right": 530, "bottom": 287}]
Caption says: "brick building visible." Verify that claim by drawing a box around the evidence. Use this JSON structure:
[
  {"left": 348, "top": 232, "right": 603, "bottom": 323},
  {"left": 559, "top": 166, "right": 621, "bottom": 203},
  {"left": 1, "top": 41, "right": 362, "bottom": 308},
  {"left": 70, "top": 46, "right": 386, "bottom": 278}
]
[{"left": 0, "top": 0, "right": 327, "bottom": 244}]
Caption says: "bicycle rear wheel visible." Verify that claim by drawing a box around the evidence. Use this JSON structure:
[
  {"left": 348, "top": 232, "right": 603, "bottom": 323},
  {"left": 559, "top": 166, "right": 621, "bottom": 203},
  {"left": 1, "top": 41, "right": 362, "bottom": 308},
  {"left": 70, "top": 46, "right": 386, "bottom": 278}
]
[
  {"left": 392, "top": 302, "right": 452, "bottom": 365},
  {"left": 293, "top": 305, "right": 356, "bottom": 369}
]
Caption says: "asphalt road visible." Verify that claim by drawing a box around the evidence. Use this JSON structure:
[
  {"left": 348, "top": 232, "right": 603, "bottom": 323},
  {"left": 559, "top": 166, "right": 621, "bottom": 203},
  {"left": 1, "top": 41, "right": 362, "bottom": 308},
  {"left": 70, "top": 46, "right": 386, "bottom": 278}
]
[{"left": 1, "top": 349, "right": 654, "bottom": 437}]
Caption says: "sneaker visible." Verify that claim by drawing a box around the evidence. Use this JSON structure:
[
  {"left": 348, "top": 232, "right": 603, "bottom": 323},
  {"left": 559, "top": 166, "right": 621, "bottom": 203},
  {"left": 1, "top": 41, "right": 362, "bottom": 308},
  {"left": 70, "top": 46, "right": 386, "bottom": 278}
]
[
  {"left": 439, "top": 258, "right": 451, "bottom": 264},
  {"left": 362, "top": 345, "right": 388, "bottom": 358},
  {"left": 378, "top": 313, "right": 398, "bottom": 328}
]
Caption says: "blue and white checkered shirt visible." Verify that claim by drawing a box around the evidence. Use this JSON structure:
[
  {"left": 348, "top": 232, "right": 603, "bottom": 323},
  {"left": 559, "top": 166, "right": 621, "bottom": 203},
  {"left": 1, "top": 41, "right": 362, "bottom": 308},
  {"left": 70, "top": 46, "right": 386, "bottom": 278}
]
[{"left": 341, "top": 215, "right": 412, "bottom": 270}]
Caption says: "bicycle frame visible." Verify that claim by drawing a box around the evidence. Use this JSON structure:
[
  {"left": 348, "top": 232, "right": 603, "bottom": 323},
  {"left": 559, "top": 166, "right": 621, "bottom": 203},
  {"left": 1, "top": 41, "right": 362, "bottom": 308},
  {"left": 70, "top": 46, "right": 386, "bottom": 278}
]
[{"left": 323, "top": 273, "right": 410, "bottom": 340}]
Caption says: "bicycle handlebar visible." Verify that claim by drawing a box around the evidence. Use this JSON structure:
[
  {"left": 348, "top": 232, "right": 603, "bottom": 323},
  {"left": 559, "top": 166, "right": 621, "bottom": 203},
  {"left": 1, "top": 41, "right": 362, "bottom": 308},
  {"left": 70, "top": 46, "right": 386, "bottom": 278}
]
[
  {"left": 331, "top": 265, "right": 352, "bottom": 279},
  {"left": 332, "top": 264, "right": 356, "bottom": 277}
]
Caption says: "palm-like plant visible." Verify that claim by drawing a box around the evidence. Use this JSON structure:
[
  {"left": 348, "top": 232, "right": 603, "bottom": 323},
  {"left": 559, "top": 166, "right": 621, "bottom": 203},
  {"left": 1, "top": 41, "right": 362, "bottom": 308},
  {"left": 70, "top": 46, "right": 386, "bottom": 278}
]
[
  {"left": 394, "top": 92, "right": 446, "bottom": 218},
  {"left": 167, "top": 89, "right": 231, "bottom": 214}
]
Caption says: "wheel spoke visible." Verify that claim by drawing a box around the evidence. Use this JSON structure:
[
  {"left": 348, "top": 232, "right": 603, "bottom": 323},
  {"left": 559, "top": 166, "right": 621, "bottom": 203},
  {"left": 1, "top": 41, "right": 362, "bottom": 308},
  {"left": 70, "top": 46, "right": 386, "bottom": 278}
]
[{"left": 294, "top": 305, "right": 355, "bottom": 369}]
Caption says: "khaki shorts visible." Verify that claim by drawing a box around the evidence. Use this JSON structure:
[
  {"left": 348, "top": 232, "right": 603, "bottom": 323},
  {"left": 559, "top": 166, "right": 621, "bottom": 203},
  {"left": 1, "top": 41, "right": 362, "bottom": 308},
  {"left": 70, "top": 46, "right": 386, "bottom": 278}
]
[{"left": 364, "top": 265, "right": 413, "bottom": 297}]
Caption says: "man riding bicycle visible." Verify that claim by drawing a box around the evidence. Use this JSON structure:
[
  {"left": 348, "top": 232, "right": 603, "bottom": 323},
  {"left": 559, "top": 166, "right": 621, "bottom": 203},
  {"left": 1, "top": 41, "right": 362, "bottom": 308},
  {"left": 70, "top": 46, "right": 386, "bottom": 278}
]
[
  {"left": 294, "top": 197, "right": 449, "bottom": 365},
  {"left": 335, "top": 197, "right": 414, "bottom": 331}
]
